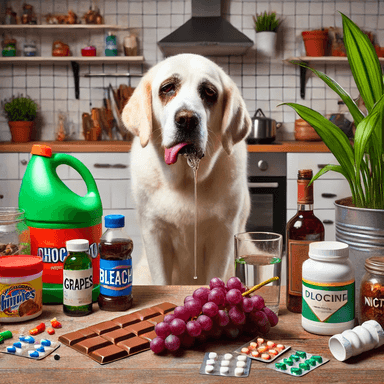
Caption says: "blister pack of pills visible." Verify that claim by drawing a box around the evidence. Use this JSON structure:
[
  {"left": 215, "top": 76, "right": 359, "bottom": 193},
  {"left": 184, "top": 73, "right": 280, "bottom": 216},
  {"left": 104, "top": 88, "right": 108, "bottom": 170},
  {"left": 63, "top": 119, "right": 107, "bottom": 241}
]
[
  {"left": 2, "top": 336, "right": 60, "bottom": 360},
  {"left": 268, "top": 350, "right": 329, "bottom": 377},
  {"left": 199, "top": 352, "right": 251, "bottom": 378},
  {"left": 235, "top": 337, "right": 290, "bottom": 362}
]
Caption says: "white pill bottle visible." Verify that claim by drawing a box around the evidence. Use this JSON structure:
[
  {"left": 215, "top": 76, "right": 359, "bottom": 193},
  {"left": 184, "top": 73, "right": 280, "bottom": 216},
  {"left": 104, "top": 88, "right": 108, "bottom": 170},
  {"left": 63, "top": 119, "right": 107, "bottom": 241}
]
[{"left": 302, "top": 241, "right": 355, "bottom": 335}]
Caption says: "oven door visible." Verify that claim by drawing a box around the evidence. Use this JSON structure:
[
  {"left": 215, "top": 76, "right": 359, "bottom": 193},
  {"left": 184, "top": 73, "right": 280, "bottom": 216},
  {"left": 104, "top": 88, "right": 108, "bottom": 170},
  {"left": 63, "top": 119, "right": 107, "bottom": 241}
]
[{"left": 246, "top": 176, "right": 287, "bottom": 244}]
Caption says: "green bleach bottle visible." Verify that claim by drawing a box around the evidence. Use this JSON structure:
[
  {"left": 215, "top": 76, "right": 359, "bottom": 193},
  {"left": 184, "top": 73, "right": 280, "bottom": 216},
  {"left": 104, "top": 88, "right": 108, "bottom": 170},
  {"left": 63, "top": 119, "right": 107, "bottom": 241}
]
[{"left": 19, "top": 144, "right": 103, "bottom": 304}]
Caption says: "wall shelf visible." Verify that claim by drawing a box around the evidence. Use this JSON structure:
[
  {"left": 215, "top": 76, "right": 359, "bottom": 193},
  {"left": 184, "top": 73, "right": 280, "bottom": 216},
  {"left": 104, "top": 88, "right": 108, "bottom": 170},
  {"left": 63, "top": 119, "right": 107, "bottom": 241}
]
[
  {"left": 0, "top": 24, "right": 131, "bottom": 30},
  {"left": 285, "top": 56, "right": 384, "bottom": 99},
  {"left": 0, "top": 56, "right": 144, "bottom": 64}
]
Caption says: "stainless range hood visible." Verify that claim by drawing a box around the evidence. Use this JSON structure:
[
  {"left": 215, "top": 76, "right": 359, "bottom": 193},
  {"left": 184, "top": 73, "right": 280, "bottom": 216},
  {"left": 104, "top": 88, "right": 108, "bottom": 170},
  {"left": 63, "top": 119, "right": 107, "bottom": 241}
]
[{"left": 157, "top": 0, "right": 253, "bottom": 57}]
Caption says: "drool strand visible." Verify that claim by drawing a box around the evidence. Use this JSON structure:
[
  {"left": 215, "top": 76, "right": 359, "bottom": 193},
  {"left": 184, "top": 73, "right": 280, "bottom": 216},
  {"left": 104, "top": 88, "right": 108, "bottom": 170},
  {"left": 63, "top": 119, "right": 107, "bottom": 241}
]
[{"left": 184, "top": 153, "right": 201, "bottom": 280}]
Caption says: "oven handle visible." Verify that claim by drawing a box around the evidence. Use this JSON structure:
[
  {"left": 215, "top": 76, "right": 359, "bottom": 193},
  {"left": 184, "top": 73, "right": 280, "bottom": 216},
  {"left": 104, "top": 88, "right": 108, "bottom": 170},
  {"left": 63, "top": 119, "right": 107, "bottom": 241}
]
[{"left": 248, "top": 182, "right": 279, "bottom": 188}]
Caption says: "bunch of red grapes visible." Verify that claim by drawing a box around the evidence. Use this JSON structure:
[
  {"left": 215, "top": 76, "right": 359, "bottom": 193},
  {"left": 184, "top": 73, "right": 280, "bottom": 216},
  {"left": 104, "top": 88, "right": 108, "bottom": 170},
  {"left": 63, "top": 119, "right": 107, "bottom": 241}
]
[{"left": 150, "top": 276, "right": 278, "bottom": 354}]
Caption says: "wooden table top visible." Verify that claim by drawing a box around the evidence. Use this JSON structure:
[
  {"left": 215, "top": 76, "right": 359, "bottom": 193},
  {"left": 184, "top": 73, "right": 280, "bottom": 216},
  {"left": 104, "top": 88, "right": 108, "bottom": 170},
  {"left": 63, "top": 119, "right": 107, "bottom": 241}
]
[{"left": 1, "top": 285, "right": 383, "bottom": 384}]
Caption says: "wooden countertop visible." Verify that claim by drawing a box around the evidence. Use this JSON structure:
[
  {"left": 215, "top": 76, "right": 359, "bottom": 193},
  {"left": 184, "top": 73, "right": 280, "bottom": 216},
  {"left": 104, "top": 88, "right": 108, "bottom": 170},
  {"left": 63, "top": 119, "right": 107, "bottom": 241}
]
[
  {"left": 1, "top": 286, "right": 382, "bottom": 384},
  {"left": 0, "top": 141, "right": 331, "bottom": 153}
]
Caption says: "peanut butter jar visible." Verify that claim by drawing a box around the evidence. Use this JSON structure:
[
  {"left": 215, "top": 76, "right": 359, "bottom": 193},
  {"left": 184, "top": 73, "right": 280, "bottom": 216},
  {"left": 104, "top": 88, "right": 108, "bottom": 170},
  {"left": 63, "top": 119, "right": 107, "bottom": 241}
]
[{"left": 0, "top": 255, "right": 43, "bottom": 322}]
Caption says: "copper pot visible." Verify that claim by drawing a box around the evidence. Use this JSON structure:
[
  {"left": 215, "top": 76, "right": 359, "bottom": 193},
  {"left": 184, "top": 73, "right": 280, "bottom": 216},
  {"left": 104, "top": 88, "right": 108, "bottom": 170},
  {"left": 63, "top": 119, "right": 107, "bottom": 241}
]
[{"left": 294, "top": 119, "right": 322, "bottom": 141}]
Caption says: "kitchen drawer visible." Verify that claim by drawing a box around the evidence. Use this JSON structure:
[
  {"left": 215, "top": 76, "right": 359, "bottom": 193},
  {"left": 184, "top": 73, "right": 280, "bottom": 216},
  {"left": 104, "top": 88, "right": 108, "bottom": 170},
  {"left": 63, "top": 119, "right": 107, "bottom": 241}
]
[
  {"left": 287, "top": 179, "right": 350, "bottom": 209},
  {"left": 0, "top": 179, "right": 22, "bottom": 207},
  {"left": 68, "top": 153, "right": 130, "bottom": 180},
  {"left": 287, "top": 153, "right": 342, "bottom": 180},
  {"left": 287, "top": 209, "right": 335, "bottom": 241}
]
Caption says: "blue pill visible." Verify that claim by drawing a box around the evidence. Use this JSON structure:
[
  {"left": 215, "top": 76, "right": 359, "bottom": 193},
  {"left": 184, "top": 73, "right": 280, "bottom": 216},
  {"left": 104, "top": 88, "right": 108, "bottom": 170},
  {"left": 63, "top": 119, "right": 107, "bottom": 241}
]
[
  {"left": 41, "top": 339, "right": 51, "bottom": 346},
  {"left": 24, "top": 336, "right": 35, "bottom": 344},
  {"left": 7, "top": 346, "right": 16, "bottom": 353},
  {"left": 13, "top": 342, "right": 23, "bottom": 348},
  {"left": 19, "top": 336, "right": 26, "bottom": 342},
  {"left": 37, "top": 347, "right": 45, "bottom": 352},
  {"left": 29, "top": 351, "right": 39, "bottom": 358}
]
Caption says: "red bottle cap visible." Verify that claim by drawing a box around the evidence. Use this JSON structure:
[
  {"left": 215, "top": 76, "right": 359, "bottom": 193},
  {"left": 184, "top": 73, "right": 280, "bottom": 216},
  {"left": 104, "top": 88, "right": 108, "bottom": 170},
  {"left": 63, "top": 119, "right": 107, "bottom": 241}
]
[
  {"left": 31, "top": 144, "right": 52, "bottom": 158},
  {"left": 0, "top": 256, "right": 43, "bottom": 277}
]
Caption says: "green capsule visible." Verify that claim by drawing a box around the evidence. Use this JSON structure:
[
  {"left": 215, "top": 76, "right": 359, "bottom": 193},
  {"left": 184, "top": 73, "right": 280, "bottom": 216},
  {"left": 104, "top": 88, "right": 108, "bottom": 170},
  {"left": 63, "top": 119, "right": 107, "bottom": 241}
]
[
  {"left": 299, "top": 362, "right": 310, "bottom": 371},
  {"left": 312, "top": 355, "right": 323, "bottom": 363},
  {"left": 290, "top": 354, "right": 300, "bottom": 362},
  {"left": 283, "top": 358, "right": 294, "bottom": 366},
  {"left": 290, "top": 367, "right": 303, "bottom": 376},
  {"left": 296, "top": 351, "right": 307, "bottom": 359},
  {"left": 275, "top": 362, "right": 287, "bottom": 371},
  {"left": 307, "top": 358, "right": 317, "bottom": 366}
]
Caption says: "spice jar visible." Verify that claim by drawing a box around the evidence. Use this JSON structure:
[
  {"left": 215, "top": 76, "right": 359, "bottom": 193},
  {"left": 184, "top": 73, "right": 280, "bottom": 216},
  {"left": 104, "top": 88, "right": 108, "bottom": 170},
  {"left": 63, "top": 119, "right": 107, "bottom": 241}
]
[
  {"left": 0, "top": 208, "right": 30, "bottom": 256},
  {"left": 360, "top": 257, "right": 384, "bottom": 327}
]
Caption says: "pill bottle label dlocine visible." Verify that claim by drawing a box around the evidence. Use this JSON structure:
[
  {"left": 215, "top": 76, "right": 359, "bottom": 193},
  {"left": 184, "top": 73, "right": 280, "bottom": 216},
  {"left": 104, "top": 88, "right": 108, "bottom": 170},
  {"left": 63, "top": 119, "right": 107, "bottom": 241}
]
[
  {"left": 63, "top": 268, "right": 93, "bottom": 306},
  {"left": 99, "top": 259, "right": 132, "bottom": 297},
  {"left": 302, "top": 279, "right": 355, "bottom": 323}
]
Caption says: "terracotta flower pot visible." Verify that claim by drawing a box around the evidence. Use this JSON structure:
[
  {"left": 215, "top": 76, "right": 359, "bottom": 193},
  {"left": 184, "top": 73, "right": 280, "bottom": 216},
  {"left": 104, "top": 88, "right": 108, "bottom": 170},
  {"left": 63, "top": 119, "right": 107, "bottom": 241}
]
[
  {"left": 302, "top": 29, "right": 329, "bottom": 57},
  {"left": 8, "top": 121, "right": 34, "bottom": 142}
]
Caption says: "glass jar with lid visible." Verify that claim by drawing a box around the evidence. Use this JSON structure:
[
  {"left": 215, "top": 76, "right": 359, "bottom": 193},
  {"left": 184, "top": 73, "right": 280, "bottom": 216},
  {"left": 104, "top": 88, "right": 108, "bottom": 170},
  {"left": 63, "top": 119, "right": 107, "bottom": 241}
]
[
  {"left": 0, "top": 208, "right": 30, "bottom": 256},
  {"left": 359, "top": 257, "right": 384, "bottom": 327}
]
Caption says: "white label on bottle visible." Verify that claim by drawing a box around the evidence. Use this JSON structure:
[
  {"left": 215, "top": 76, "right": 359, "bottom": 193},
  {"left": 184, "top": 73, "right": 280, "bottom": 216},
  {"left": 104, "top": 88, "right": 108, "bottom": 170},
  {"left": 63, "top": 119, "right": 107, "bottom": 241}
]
[
  {"left": 303, "top": 286, "right": 348, "bottom": 321},
  {"left": 63, "top": 268, "right": 93, "bottom": 306}
]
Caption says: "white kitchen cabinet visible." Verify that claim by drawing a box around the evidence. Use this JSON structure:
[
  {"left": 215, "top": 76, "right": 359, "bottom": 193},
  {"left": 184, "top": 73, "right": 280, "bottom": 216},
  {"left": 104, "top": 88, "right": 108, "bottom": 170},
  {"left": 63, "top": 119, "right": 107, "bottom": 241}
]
[
  {"left": 0, "top": 153, "right": 30, "bottom": 207},
  {"left": 286, "top": 153, "right": 348, "bottom": 241}
]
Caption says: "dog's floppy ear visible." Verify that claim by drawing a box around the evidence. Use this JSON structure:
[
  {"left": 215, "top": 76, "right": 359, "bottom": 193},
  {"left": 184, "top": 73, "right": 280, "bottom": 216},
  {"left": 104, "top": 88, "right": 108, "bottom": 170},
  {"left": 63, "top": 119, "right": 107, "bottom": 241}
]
[
  {"left": 221, "top": 82, "right": 251, "bottom": 155},
  {"left": 122, "top": 71, "right": 153, "bottom": 147}
]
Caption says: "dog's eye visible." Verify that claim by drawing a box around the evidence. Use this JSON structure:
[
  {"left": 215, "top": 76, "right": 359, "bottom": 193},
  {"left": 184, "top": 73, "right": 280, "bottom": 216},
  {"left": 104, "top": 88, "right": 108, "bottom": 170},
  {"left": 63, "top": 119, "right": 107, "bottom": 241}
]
[
  {"left": 200, "top": 85, "right": 218, "bottom": 105},
  {"left": 160, "top": 83, "right": 175, "bottom": 94}
]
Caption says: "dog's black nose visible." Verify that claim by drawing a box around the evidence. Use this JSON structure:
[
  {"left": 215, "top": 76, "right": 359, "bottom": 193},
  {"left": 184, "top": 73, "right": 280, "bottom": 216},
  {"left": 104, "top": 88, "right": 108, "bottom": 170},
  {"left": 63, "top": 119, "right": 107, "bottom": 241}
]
[{"left": 175, "top": 110, "right": 199, "bottom": 130}]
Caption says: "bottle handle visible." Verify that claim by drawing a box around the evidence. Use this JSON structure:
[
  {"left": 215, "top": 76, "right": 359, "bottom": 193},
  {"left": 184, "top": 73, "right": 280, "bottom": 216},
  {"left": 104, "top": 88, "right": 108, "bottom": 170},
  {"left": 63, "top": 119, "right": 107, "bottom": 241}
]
[{"left": 51, "top": 153, "right": 100, "bottom": 198}]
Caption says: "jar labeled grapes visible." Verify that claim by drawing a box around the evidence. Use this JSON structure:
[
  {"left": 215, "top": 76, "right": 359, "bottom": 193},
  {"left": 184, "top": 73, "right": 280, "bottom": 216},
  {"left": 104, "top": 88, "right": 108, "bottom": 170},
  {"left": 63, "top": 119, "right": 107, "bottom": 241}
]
[{"left": 359, "top": 257, "right": 384, "bottom": 327}]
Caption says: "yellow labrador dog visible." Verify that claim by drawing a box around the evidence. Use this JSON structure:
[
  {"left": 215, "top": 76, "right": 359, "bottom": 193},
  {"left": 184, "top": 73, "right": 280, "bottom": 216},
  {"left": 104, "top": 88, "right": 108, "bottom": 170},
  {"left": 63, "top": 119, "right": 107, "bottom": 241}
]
[{"left": 122, "top": 54, "right": 251, "bottom": 285}]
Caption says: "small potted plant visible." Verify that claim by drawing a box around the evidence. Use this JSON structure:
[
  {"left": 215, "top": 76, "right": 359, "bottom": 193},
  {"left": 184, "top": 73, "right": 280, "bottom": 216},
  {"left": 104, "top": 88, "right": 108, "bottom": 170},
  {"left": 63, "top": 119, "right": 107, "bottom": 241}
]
[
  {"left": 253, "top": 11, "right": 281, "bottom": 57},
  {"left": 1, "top": 94, "right": 38, "bottom": 142}
]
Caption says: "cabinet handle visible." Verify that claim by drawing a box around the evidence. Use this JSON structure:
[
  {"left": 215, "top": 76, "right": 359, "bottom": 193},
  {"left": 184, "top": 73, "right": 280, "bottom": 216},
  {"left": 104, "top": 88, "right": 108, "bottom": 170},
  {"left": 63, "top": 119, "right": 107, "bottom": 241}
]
[
  {"left": 321, "top": 193, "right": 337, "bottom": 198},
  {"left": 0, "top": 194, "right": 3, "bottom": 199},
  {"left": 322, "top": 219, "right": 334, "bottom": 225},
  {"left": 94, "top": 163, "right": 128, "bottom": 169},
  {"left": 21, "top": 159, "right": 28, "bottom": 165},
  {"left": 317, "top": 164, "right": 328, "bottom": 169}
]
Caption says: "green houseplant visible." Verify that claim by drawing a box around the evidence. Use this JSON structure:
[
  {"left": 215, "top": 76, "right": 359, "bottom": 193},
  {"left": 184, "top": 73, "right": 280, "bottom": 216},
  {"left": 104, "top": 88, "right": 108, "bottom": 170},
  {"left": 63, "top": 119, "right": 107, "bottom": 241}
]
[
  {"left": 282, "top": 13, "right": 384, "bottom": 303},
  {"left": 253, "top": 11, "right": 281, "bottom": 57},
  {"left": 1, "top": 94, "right": 38, "bottom": 142}
]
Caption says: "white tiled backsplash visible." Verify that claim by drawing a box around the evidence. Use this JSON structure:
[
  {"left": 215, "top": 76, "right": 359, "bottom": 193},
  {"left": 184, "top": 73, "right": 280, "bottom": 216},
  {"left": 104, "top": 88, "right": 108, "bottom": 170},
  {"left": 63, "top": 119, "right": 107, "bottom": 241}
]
[{"left": 0, "top": 0, "right": 383, "bottom": 141}]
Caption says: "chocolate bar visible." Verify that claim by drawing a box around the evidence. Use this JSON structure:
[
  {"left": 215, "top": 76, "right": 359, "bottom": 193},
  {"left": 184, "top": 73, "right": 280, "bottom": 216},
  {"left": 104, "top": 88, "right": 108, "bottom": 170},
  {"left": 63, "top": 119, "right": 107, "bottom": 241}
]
[{"left": 59, "top": 302, "right": 176, "bottom": 365}]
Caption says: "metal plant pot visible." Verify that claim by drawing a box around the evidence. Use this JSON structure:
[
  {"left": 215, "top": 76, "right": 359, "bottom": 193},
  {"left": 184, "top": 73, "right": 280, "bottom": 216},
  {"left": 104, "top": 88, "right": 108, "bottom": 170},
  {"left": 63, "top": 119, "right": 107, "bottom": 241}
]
[{"left": 335, "top": 197, "right": 384, "bottom": 310}]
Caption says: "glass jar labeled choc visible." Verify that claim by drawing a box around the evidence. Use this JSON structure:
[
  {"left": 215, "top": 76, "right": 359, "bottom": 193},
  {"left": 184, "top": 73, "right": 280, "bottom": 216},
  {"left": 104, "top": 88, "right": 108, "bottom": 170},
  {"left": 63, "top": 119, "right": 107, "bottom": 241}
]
[{"left": 359, "top": 257, "right": 384, "bottom": 327}]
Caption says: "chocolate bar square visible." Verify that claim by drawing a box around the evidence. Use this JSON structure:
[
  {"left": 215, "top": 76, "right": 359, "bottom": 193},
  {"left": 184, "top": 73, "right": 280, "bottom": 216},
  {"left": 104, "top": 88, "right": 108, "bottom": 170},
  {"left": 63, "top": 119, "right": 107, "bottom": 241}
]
[
  {"left": 147, "top": 314, "right": 165, "bottom": 325},
  {"left": 135, "top": 307, "right": 161, "bottom": 321},
  {"left": 140, "top": 330, "right": 157, "bottom": 341},
  {"left": 117, "top": 336, "right": 150, "bottom": 355},
  {"left": 125, "top": 320, "right": 154, "bottom": 336},
  {"left": 113, "top": 313, "right": 141, "bottom": 328},
  {"left": 58, "top": 331, "right": 87, "bottom": 346},
  {"left": 73, "top": 336, "right": 112, "bottom": 355},
  {"left": 101, "top": 328, "right": 136, "bottom": 344},
  {"left": 152, "top": 302, "right": 176, "bottom": 314},
  {"left": 88, "top": 321, "right": 120, "bottom": 335},
  {"left": 78, "top": 328, "right": 98, "bottom": 338},
  {"left": 89, "top": 345, "right": 128, "bottom": 364}
]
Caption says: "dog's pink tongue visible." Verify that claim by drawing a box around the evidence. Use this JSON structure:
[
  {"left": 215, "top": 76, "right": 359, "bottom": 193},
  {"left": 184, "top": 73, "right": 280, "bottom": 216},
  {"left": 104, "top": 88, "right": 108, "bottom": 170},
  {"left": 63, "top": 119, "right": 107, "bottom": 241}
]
[{"left": 164, "top": 143, "right": 189, "bottom": 165}]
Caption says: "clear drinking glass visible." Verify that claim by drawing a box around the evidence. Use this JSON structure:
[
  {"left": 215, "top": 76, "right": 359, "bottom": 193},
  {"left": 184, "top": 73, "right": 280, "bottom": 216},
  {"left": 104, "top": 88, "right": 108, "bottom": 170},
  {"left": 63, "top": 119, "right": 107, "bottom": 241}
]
[{"left": 235, "top": 232, "right": 282, "bottom": 314}]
